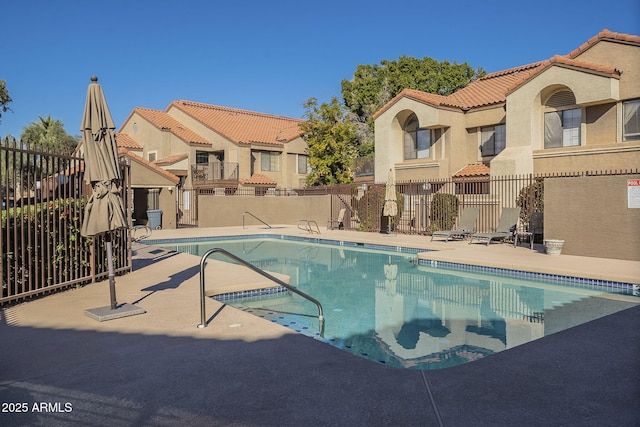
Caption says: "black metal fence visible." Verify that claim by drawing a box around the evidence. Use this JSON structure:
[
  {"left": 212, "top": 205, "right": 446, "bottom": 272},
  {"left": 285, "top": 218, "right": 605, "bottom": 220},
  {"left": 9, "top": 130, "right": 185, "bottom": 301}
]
[
  {"left": 1, "top": 137, "right": 132, "bottom": 305},
  {"left": 313, "top": 170, "right": 639, "bottom": 235}
]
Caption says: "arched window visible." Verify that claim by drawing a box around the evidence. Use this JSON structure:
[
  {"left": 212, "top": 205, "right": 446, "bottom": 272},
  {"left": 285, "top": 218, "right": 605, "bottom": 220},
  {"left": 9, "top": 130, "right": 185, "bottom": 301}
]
[
  {"left": 403, "top": 115, "right": 431, "bottom": 160},
  {"left": 544, "top": 90, "right": 581, "bottom": 148}
]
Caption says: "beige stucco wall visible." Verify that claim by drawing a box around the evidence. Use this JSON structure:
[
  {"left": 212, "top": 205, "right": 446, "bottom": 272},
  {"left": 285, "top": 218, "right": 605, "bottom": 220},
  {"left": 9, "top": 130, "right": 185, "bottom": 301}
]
[
  {"left": 373, "top": 39, "right": 640, "bottom": 180},
  {"left": 197, "top": 195, "right": 331, "bottom": 228},
  {"left": 158, "top": 189, "right": 177, "bottom": 229},
  {"left": 545, "top": 174, "right": 640, "bottom": 260},
  {"left": 129, "top": 159, "right": 176, "bottom": 187},
  {"left": 533, "top": 144, "right": 640, "bottom": 174},
  {"left": 120, "top": 112, "right": 189, "bottom": 162},
  {"left": 162, "top": 106, "right": 309, "bottom": 188},
  {"left": 574, "top": 41, "right": 640, "bottom": 99},
  {"left": 128, "top": 157, "right": 179, "bottom": 229},
  {"left": 374, "top": 98, "right": 470, "bottom": 182}
]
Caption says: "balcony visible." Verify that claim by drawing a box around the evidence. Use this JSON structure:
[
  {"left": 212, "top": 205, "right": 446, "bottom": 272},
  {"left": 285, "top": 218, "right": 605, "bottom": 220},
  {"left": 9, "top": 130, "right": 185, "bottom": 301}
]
[{"left": 191, "top": 162, "right": 239, "bottom": 187}]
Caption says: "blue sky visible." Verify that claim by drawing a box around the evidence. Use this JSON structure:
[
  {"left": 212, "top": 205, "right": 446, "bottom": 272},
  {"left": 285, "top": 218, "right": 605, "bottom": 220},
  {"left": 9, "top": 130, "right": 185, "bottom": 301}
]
[{"left": 2, "top": 0, "right": 639, "bottom": 139}]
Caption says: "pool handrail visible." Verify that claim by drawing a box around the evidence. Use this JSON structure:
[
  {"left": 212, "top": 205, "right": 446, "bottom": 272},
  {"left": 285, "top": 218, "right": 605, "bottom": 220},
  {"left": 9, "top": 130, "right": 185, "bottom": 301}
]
[
  {"left": 197, "top": 247, "right": 325, "bottom": 336},
  {"left": 242, "top": 211, "right": 271, "bottom": 229},
  {"left": 297, "top": 219, "right": 321, "bottom": 234}
]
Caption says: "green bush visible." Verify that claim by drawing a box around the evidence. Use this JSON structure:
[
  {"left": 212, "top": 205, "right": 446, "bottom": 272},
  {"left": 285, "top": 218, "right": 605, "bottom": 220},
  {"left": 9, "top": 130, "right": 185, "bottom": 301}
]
[
  {"left": 356, "top": 185, "right": 404, "bottom": 232},
  {"left": 2, "top": 198, "right": 88, "bottom": 294},
  {"left": 0, "top": 197, "right": 126, "bottom": 299},
  {"left": 516, "top": 179, "right": 544, "bottom": 224},
  {"left": 429, "top": 193, "right": 459, "bottom": 232}
]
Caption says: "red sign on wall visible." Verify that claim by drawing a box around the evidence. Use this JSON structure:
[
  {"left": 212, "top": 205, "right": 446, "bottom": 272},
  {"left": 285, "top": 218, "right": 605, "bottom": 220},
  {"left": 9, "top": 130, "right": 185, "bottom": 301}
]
[{"left": 628, "top": 179, "right": 640, "bottom": 208}]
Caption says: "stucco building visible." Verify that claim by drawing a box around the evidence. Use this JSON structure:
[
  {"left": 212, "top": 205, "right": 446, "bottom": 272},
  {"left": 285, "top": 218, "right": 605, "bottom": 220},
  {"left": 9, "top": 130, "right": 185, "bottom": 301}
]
[
  {"left": 372, "top": 29, "right": 640, "bottom": 182},
  {"left": 119, "top": 100, "right": 309, "bottom": 192}
]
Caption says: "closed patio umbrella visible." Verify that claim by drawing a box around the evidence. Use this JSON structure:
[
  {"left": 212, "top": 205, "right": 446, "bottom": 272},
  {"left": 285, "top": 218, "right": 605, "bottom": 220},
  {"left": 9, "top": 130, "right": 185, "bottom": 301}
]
[
  {"left": 81, "top": 76, "right": 143, "bottom": 320},
  {"left": 382, "top": 168, "right": 398, "bottom": 233}
]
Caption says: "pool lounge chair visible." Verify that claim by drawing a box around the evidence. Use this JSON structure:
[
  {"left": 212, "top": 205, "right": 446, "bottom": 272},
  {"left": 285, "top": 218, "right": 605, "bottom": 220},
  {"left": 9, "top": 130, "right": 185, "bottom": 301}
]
[
  {"left": 469, "top": 207, "right": 521, "bottom": 246},
  {"left": 514, "top": 211, "right": 544, "bottom": 249},
  {"left": 327, "top": 208, "right": 346, "bottom": 230},
  {"left": 431, "top": 207, "right": 479, "bottom": 242}
]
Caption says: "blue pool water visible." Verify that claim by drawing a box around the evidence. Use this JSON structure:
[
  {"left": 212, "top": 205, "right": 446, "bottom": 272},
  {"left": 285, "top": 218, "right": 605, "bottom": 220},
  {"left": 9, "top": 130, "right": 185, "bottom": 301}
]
[{"left": 155, "top": 236, "right": 637, "bottom": 370}]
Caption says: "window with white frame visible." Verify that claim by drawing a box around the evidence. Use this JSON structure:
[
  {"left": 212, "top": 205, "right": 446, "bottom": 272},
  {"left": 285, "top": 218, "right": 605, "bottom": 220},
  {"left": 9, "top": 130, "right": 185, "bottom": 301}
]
[
  {"left": 297, "top": 154, "right": 310, "bottom": 174},
  {"left": 261, "top": 151, "right": 280, "bottom": 171},
  {"left": 623, "top": 99, "right": 640, "bottom": 141},
  {"left": 147, "top": 151, "right": 157, "bottom": 162},
  {"left": 403, "top": 115, "right": 431, "bottom": 160},
  {"left": 544, "top": 108, "right": 582, "bottom": 148},
  {"left": 481, "top": 124, "right": 506, "bottom": 156}
]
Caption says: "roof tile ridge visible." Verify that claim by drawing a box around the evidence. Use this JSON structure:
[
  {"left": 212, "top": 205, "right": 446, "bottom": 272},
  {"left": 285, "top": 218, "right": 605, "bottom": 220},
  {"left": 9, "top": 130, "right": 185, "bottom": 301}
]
[
  {"left": 117, "top": 148, "right": 180, "bottom": 184},
  {"left": 480, "top": 61, "right": 545, "bottom": 79},
  {"left": 567, "top": 29, "right": 640, "bottom": 59},
  {"left": 547, "top": 54, "right": 620, "bottom": 76},
  {"left": 136, "top": 105, "right": 210, "bottom": 144},
  {"left": 135, "top": 106, "right": 164, "bottom": 113},
  {"left": 173, "top": 99, "right": 304, "bottom": 122}
]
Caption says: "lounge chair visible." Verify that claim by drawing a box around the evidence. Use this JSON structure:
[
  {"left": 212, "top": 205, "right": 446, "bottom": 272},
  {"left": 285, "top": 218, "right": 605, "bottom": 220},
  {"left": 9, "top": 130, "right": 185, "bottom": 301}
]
[
  {"left": 514, "top": 211, "right": 543, "bottom": 249},
  {"left": 327, "top": 208, "right": 346, "bottom": 230},
  {"left": 469, "top": 207, "right": 521, "bottom": 246},
  {"left": 431, "top": 207, "right": 479, "bottom": 242}
]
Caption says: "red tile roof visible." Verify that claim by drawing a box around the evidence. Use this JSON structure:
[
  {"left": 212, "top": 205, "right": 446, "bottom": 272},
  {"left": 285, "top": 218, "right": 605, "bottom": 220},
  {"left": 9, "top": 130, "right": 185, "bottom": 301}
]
[
  {"left": 154, "top": 153, "right": 189, "bottom": 166},
  {"left": 134, "top": 108, "right": 210, "bottom": 146},
  {"left": 444, "top": 62, "right": 543, "bottom": 109},
  {"left": 374, "top": 29, "right": 637, "bottom": 118},
  {"left": 505, "top": 55, "right": 621, "bottom": 97},
  {"left": 566, "top": 29, "right": 640, "bottom": 59},
  {"left": 118, "top": 148, "right": 180, "bottom": 184},
  {"left": 453, "top": 163, "right": 491, "bottom": 177},
  {"left": 239, "top": 173, "right": 277, "bottom": 186},
  {"left": 373, "top": 62, "right": 543, "bottom": 118},
  {"left": 115, "top": 132, "right": 143, "bottom": 150},
  {"left": 169, "top": 100, "right": 304, "bottom": 146}
]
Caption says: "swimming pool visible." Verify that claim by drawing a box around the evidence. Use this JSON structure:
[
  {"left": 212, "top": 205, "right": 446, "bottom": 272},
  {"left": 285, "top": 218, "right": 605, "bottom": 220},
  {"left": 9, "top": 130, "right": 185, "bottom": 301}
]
[{"left": 152, "top": 235, "right": 638, "bottom": 370}]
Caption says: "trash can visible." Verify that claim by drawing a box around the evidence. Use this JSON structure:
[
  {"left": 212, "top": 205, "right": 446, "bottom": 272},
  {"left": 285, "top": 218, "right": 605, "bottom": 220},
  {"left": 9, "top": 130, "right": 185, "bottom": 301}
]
[{"left": 146, "top": 209, "right": 163, "bottom": 230}]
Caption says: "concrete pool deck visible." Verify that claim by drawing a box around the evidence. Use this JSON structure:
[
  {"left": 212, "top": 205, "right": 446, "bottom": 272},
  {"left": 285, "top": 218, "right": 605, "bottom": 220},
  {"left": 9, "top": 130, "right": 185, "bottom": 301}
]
[{"left": 1, "top": 225, "right": 639, "bottom": 426}]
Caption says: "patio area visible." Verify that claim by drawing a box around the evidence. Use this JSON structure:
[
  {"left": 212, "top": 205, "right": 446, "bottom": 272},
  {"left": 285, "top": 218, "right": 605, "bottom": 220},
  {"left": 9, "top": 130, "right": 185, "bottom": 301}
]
[{"left": 1, "top": 226, "right": 639, "bottom": 426}]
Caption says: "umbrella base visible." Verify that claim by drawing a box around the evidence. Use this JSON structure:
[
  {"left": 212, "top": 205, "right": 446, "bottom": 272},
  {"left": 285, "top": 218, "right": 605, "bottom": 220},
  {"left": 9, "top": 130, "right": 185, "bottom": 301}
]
[{"left": 84, "top": 303, "right": 146, "bottom": 322}]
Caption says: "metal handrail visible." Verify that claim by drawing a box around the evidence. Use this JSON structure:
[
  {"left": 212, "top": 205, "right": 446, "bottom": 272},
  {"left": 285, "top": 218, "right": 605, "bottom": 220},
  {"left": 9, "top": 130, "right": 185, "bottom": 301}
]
[
  {"left": 131, "top": 224, "right": 152, "bottom": 242},
  {"left": 197, "top": 248, "right": 324, "bottom": 336},
  {"left": 297, "top": 219, "right": 321, "bottom": 234},
  {"left": 242, "top": 211, "right": 272, "bottom": 229}
]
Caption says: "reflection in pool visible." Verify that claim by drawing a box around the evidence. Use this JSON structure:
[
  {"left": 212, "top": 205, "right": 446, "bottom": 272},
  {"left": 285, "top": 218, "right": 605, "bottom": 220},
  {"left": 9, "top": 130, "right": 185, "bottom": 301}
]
[{"left": 158, "top": 237, "right": 630, "bottom": 370}]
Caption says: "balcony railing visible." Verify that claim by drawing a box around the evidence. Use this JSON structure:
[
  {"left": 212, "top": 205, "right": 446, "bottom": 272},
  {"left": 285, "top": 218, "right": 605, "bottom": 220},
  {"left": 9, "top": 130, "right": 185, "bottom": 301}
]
[{"left": 191, "top": 162, "right": 239, "bottom": 187}]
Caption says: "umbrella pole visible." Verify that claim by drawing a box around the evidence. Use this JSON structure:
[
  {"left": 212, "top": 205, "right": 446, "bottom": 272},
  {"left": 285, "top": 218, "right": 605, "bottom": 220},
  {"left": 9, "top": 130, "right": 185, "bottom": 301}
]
[{"left": 105, "top": 232, "right": 118, "bottom": 310}]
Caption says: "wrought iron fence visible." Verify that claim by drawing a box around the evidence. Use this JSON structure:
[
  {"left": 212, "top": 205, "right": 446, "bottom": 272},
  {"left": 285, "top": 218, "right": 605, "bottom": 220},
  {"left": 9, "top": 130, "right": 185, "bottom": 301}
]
[
  {"left": 1, "top": 137, "right": 131, "bottom": 305},
  {"left": 320, "top": 169, "right": 639, "bottom": 235}
]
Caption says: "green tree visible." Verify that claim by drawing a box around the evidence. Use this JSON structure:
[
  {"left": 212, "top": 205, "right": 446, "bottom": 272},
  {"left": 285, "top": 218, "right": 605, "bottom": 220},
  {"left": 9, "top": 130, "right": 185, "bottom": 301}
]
[
  {"left": 21, "top": 115, "right": 78, "bottom": 153},
  {"left": 341, "top": 55, "right": 485, "bottom": 136},
  {"left": 301, "top": 97, "right": 358, "bottom": 186},
  {"left": 0, "top": 80, "right": 12, "bottom": 124}
]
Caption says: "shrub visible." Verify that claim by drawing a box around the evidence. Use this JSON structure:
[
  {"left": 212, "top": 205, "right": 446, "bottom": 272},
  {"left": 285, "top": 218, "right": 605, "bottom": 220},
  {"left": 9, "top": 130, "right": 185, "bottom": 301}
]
[
  {"left": 356, "top": 185, "right": 404, "bottom": 232},
  {"left": 429, "top": 193, "right": 459, "bottom": 232},
  {"left": 516, "top": 179, "right": 544, "bottom": 224}
]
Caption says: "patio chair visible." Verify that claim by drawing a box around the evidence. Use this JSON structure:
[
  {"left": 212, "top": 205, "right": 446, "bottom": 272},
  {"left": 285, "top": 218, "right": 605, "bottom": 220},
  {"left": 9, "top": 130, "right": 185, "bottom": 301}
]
[
  {"left": 514, "top": 211, "right": 543, "bottom": 249},
  {"left": 327, "top": 208, "right": 346, "bottom": 230},
  {"left": 431, "top": 207, "right": 479, "bottom": 242},
  {"left": 469, "top": 207, "right": 521, "bottom": 246}
]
